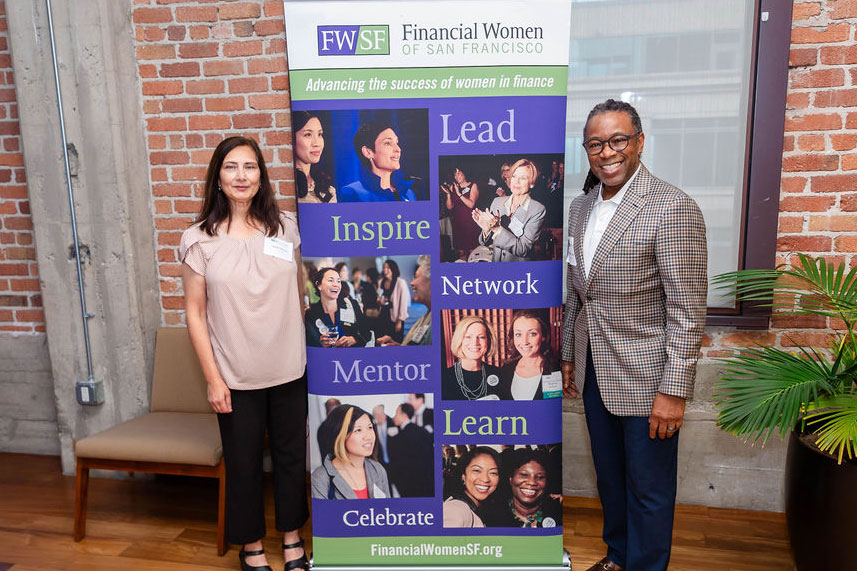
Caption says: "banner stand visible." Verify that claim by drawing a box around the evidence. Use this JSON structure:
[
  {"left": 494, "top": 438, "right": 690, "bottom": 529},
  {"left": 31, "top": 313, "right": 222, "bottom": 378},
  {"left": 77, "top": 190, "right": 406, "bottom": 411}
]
[{"left": 285, "top": 1, "right": 573, "bottom": 568}]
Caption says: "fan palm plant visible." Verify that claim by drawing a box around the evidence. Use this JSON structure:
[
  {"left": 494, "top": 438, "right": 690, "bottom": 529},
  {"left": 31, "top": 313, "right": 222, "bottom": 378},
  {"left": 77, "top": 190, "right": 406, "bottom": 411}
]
[{"left": 713, "top": 254, "right": 857, "bottom": 464}]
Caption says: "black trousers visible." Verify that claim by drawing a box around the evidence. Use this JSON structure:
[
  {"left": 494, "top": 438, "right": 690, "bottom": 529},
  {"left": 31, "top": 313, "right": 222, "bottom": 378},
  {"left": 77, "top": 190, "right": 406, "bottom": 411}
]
[{"left": 217, "top": 373, "right": 309, "bottom": 545}]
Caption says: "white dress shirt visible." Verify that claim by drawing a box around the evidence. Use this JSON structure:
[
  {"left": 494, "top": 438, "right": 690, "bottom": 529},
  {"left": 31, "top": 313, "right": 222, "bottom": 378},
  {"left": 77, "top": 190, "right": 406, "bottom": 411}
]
[{"left": 582, "top": 165, "right": 641, "bottom": 278}]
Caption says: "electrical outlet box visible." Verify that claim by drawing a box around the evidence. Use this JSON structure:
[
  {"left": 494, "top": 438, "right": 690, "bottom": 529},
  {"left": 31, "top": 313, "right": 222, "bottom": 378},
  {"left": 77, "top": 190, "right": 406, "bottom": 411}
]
[{"left": 76, "top": 380, "right": 105, "bottom": 406}]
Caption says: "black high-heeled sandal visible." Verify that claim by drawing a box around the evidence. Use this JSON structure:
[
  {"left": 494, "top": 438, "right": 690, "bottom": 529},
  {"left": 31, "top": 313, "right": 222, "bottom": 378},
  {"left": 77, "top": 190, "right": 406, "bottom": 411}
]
[
  {"left": 239, "top": 547, "right": 273, "bottom": 571},
  {"left": 282, "top": 538, "right": 308, "bottom": 571}
]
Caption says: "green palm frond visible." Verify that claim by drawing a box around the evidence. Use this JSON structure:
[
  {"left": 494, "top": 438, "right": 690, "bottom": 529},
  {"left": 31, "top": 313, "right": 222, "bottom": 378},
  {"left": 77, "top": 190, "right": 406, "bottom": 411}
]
[
  {"left": 805, "top": 402, "right": 857, "bottom": 463},
  {"left": 714, "top": 254, "right": 857, "bottom": 464},
  {"left": 713, "top": 254, "right": 857, "bottom": 323},
  {"left": 714, "top": 345, "right": 836, "bottom": 443}
]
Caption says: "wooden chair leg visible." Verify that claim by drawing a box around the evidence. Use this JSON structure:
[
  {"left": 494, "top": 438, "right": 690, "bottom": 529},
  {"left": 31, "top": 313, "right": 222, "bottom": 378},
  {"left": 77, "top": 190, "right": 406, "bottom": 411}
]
[
  {"left": 73, "top": 458, "right": 90, "bottom": 542},
  {"left": 216, "top": 460, "right": 227, "bottom": 556}
]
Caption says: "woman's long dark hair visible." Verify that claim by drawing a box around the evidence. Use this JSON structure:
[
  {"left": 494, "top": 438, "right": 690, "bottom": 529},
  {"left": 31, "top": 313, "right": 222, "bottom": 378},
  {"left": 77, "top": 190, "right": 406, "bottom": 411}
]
[
  {"left": 293, "top": 111, "right": 334, "bottom": 202},
  {"left": 196, "top": 136, "right": 283, "bottom": 237},
  {"left": 382, "top": 259, "right": 400, "bottom": 293}
]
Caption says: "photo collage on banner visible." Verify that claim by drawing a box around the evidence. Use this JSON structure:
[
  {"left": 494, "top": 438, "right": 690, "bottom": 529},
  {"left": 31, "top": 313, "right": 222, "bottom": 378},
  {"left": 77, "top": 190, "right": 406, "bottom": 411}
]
[{"left": 284, "top": 1, "right": 571, "bottom": 567}]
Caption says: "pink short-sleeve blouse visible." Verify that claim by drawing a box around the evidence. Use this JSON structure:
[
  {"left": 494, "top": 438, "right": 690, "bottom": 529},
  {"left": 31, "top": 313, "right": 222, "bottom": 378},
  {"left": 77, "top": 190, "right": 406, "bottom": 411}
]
[{"left": 180, "top": 211, "right": 306, "bottom": 390}]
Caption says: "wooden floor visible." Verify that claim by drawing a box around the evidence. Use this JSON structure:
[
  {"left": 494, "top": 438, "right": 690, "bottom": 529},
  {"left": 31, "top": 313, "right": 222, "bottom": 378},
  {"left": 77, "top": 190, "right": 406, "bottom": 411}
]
[{"left": 0, "top": 453, "right": 794, "bottom": 570}]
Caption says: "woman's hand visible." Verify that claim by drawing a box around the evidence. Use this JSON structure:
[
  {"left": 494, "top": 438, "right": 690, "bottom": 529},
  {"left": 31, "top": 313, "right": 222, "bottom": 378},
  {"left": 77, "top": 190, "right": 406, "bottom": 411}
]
[
  {"left": 320, "top": 332, "right": 337, "bottom": 348},
  {"left": 334, "top": 335, "right": 357, "bottom": 348},
  {"left": 207, "top": 377, "right": 232, "bottom": 413},
  {"left": 472, "top": 208, "right": 498, "bottom": 233}
]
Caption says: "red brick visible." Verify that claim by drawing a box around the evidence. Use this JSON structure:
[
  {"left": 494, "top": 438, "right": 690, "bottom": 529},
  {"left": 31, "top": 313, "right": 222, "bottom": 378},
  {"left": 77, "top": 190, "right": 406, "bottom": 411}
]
[
  {"left": 814, "top": 89, "right": 857, "bottom": 107},
  {"left": 143, "top": 26, "right": 166, "bottom": 42},
  {"left": 162, "top": 98, "right": 203, "bottom": 113},
  {"left": 224, "top": 40, "right": 264, "bottom": 58},
  {"left": 831, "top": 134, "right": 857, "bottom": 151},
  {"left": 176, "top": 6, "right": 217, "bottom": 22},
  {"left": 152, "top": 183, "right": 193, "bottom": 197},
  {"left": 264, "top": 1, "right": 284, "bottom": 17},
  {"left": 808, "top": 214, "right": 857, "bottom": 231},
  {"left": 133, "top": 7, "right": 172, "bottom": 24},
  {"left": 264, "top": 131, "right": 292, "bottom": 146},
  {"left": 138, "top": 64, "right": 158, "bottom": 79},
  {"left": 797, "top": 134, "right": 825, "bottom": 151},
  {"left": 9, "top": 278, "right": 40, "bottom": 292},
  {"left": 829, "top": 0, "right": 857, "bottom": 18},
  {"left": 150, "top": 151, "right": 189, "bottom": 165},
  {"left": 0, "top": 310, "right": 12, "bottom": 322},
  {"left": 780, "top": 195, "right": 836, "bottom": 211},
  {"left": 155, "top": 217, "right": 195, "bottom": 231},
  {"left": 0, "top": 185, "right": 28, "bottom": 200},
  {"left": 205, "top": 96, "right": 246, "bottom": 112},
  {"left": 0, "top": 263, "right": 29, "bottom": 276},
  {"left": 229, "top": 77, "right": 268, "bottom": 94},
  {"left": 186, "top": 79, "right": 225, "bottom": 95},
  {"left": 842, "top": 193, "right": 857, "bottom": 211},
  {"left": 154, "top": 199, "right": 172, "bottom": 214},
  {"left": 17, "top": 234, "right": 33, "bottom": 246},
  {"left": 203, "top": 60, "right": 244, "bottom": 76},
  {"left": 782, "top": 154, "right": 838, "bottom": 173},
  {"left": 151, "top": 168, "right": 168, "bottom": 182},
  {"left": 148, "top": 134, "right": 168, "bottom": 150},
  {"left": 0, "top": 122, "right": 20, "bottom": 136},
  {"left": 189, "top": 25, "right": 211, "bottom": 40},
  {"left": 791, "top": 23, "right": 851, "bottom": 44},
  {"left": 172, "top": 166, "right": 207, "bottom": 181},
  {"left": 136, "top": 44, "right": 176, "bottom": 60},
  {"left": 157, "top": 249, "right": 176, "bottom": 262},
  {"left": 143, "top": 100, "right": 161, "bottom": 114},
  {"left": 266, "top": 38, "right": 286, "bottom": 55},
  {"left": 810, "top": 174, "right": 857, "bottom": 192},
  {"left": 174, "top": 199, "right": 202, "bottom": 213},
  {"left": 843, "top": 154, "right": 857, "bottom": 171},
  {"left": 190, "top": 150, "right": 213, "bottom": 164},
  {"left": 247, "top": 58, "right": 286, "bottom": 75},
  {"left": 204, "top": 134, "right": 225, "bottom": 148},
  {"left": 14, "top": 309, "right": 44, "bottom": 322},
  {"left": 160, "top": 280, "right": 179, "bottom": 295},
  {"left": 160, "top": 263, "right": 183, "bottom": 277},
  {"left": 2, "top": 247, "right": 35, "bottom": 260},
  {"left": 233, "top": 113, "right": 273, "bottom": 129},
  {"left": 778, "top": 215, "right": 803, "bottom": 233},
  {"left": 792, "top": 2, "right": 822, "bottom": 20},
  {"left": 167, "top": 25, "right": 186, "bottom": 41},
  {"left": 142, "top": 80, "right": 183, "bottom": 96},
  {"left": 820, "top": 44, "right": 857, "bottom": 65},
  {"left": 790, "top": 68, "right": 845, "bottom": 89},
  {"left": 188, "top": 114, "right": 231, "bottom": 130},
  {"left": 780, "top": 329, "right": 837, "bottom": 348},
  {"left": 146, "top": 116, "right": 187, "bottom": 132},
  {"left": 0, "top": 201, "right": 17, "bottom": 215},
  {"left": 186, "top": 134, "right": 204, "bottom": 148},
  {"left": 248, "top": 94, "right": 286, "bottom": 110},
  {"left": 160, "top": 61, "right": 199, "bottom": 78},
  {"left": 721, "top": 331, "right": 778, "bottom": 346},
  {"left": 2, "top": 217, "right": 31, "bottom": 230},
  {"left": 789, "top": 47, "right": 818, "bottom": 67},
  {"left": 253, "top": 19, "right": 284, "bottom": 36},
  {"left": 777, "top": 235, "right": 832, "bottom": 252},
  {"left": 834, "top": 235, "right": 857, "bottom": 251},
  {"left": 0, "top": 153, "right": 23, "bottom": 167},
  {"left": 179, "top": 42, "right": 218, "bottom": 59},
  {"left": 848, "top": 112, "right": 857, "bottom": 129},
  {"left": 219, "top": 3, "right": 261, "bottom": 19}
]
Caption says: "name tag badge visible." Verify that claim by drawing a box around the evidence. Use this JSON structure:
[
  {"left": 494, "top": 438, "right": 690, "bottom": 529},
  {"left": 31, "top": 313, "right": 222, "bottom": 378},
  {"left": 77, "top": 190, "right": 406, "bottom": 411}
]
[
  {"left": 542, "top": 371, "right": 562, "bottom": 399},
  {"left": 340, "top": 304, "right": 356, "bottom": 324},
  {"left": 566, "top": 236, "right": 577, "bottom": 266},
  {"left": 508, "top": 217, "right": 525, "bottom": 237},
  {"left": 263, "top": 237, "right": 294, "bottom": 262}
]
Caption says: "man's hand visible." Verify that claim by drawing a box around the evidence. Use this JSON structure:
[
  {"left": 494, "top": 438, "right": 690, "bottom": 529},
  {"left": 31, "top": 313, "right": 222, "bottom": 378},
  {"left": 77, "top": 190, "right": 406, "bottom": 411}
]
[
  {"left": 648, "top": 392, "right": 686, "bottom": 439},
  {"left": 562, "top": 360, "right": 578, "bottom": 398}
]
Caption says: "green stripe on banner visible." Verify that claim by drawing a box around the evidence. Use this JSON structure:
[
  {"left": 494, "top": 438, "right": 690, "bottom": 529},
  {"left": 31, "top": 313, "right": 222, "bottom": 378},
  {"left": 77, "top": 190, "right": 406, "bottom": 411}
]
[
  {"left": 312, "top": 535, "right": 563, "bottom": 566},
  {"left": 290, "top": 66, "right": 567, "bottom": 100}
]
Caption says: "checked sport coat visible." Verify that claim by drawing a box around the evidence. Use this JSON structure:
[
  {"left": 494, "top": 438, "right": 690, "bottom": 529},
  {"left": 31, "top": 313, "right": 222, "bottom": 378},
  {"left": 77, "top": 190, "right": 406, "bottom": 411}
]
[{"left": 561, "top": 164, "right": 708, "bottom": 417}]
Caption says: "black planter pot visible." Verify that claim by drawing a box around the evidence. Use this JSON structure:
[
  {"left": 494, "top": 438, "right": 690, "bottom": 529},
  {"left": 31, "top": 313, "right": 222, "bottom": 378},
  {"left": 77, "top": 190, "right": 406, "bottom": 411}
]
[{"left": 785, "top": 430, "right": 857, "bottom": 570}]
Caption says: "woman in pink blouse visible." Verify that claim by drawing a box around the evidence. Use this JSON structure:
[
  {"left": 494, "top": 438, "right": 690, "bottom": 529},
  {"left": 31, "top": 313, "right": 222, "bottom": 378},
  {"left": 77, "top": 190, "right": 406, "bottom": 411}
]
[{"left": 181, "top": 136, "right": 308, "bottom": 571}]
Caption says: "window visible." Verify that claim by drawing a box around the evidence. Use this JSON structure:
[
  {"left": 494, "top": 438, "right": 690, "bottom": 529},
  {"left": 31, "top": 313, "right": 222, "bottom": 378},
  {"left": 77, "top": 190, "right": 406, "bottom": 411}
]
[{"left": 565, "top": 0, "right": 791, "bottom": 325}]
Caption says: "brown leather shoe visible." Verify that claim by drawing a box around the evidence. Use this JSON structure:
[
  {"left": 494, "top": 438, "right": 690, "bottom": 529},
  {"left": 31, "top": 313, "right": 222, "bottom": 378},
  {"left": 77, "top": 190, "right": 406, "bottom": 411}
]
[{"left": 585, "top": 557, "right": 624, "bottom": 571}]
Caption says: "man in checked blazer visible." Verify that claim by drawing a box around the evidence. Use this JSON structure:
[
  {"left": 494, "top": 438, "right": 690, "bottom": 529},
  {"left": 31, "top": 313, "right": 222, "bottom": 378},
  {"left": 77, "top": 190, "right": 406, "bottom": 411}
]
[{"left": 561, "top": 99, "right": 707, "bottom": 571}]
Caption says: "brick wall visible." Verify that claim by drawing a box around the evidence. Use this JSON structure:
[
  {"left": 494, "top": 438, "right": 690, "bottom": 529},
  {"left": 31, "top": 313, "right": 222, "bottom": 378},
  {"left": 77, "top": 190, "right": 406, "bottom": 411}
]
[
  {"left": 132, "top": 0, "right": 292, "bottom": 326},
  {"left": 702, "top": 0, "right": 857, "bottom": 356},
  {"left": 0, "top": 0, "right": 43, "bottom": 334}
]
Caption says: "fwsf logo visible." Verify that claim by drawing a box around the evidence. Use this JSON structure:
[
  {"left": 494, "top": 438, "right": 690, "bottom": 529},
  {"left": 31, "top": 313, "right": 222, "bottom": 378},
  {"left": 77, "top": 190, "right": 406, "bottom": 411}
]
[{"left": 317, "top": 25, "right": 390, "bottom": 55}]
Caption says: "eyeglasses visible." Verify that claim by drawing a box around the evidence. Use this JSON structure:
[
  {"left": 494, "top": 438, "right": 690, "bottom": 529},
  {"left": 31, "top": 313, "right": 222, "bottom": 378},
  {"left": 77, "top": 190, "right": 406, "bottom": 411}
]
[{"left": 581, "top": 132, "right": 640, "bottom": 156}]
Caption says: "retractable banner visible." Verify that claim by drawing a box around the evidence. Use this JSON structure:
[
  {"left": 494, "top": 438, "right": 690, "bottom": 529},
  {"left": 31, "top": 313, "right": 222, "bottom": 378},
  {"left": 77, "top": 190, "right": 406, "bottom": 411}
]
[{"left": 284, "top": 1, "right": 571, "bottom": 567}]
